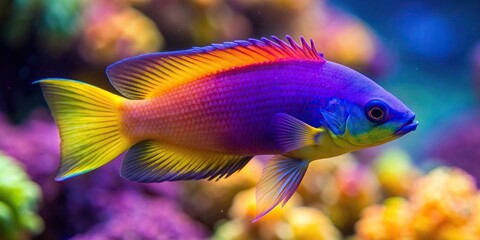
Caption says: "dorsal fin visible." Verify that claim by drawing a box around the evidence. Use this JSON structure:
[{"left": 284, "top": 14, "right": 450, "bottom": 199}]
[{"left": 106, "top": 36, "right": 325, "bottom": 99}]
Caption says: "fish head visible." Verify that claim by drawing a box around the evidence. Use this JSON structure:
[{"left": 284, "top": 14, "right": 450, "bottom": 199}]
[
  {"left": 319, "top": 62, "right": 418, "bottom": 149},
  {"left": 342, "top": 98, "right": 418, "bottom": 147}
]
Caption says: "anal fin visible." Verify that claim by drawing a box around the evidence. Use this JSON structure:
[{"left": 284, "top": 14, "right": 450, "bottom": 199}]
[
  {"left": 121, "top": 141, "right": 252, "bottom": 182},
  {"left": 254, "top": 155, "right": 309, "bottom": 222}
]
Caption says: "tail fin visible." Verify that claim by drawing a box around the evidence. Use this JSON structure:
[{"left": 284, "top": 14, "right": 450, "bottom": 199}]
[{"left": 36, "top": 79, "right": 131, "bottom": 180}]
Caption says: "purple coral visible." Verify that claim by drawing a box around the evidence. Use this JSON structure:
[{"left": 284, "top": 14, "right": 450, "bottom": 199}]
[
  {"left": 427, "top": 111, "right": 480, "bottom": 185},
  {"left": 0, "top": 110, "right": 60, "bottom": 201},
  {"left": 71, "top": 191, "right": 206, "bottom": 240},
  {"left": 0, "top": 110, "right": 206, "bottom": 239}
]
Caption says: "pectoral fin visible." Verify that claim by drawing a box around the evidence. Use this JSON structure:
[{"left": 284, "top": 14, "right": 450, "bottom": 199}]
[
  {"left": 320, "top": 98, "right": 349, "bottom": 135},
  {"left": 254, "top": 155, "right": 309, "bottom": 222},
  {"left": 271, "top": 113, "right": 324, "bottom": 154}
]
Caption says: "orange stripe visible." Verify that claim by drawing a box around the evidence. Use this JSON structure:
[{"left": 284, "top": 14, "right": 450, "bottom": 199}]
[{"left": 107, "top": 36, "right": 325, "bottom": 99}]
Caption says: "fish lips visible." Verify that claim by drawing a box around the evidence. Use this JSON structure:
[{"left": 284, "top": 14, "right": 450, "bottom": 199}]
[{"left": 394, "top": 114, "right": 419, "bottom": 136}]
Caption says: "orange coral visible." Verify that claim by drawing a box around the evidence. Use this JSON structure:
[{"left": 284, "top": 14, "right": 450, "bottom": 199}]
[
  {"left": 79, "top": 1, "right": 163, "bottom": 64},
  {"left": 373, "top": 148, "right": 422, "bottom": 197},
  {"left": 356, "top": 198, "right": 413, "bottom": 240},
  {"left": 356, "top": 167, "right": 480, "bottom": 240}
]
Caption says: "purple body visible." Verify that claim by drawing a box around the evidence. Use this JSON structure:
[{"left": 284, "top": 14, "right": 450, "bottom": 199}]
[{"left": 123, "top": 60, "right": 388, "bottom": 155}]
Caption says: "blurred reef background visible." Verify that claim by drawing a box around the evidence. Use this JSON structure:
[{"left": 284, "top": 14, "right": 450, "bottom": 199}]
[{"left": 1, "top": 0, "right": 480, "bottom": 239}]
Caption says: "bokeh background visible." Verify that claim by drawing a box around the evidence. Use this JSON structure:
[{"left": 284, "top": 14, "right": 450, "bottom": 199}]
[{"left": 1, "top": 0, "right": 480, "bottom": 239}]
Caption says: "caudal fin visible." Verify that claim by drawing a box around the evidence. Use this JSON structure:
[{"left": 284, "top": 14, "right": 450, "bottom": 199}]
[{"left": 37, "top": 79, "right": 131, "bottom": 180}]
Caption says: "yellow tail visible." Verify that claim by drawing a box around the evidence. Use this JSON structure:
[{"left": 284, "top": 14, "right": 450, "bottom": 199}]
[{"left": 37, "top": 79, "right": 131, "bottom": 180}]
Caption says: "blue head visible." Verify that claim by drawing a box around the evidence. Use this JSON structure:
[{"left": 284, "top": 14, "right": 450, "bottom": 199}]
[{"left": 318, "top": 61, "right": 418, "bottom": 150}]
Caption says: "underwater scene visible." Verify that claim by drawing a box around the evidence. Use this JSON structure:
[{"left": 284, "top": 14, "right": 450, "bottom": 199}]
[{"left": 1, "top": 0, "right": 480, "bottom": 239}]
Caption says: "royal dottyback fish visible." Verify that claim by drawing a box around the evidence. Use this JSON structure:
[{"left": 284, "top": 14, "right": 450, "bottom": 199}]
[{"left": 37, "top": 36, "right": 418, "bottom": 221}]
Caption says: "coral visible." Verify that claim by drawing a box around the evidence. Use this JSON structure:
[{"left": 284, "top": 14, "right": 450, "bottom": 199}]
[
  {"left": 210, "top": 154, "right": 380, "bottom": 239},
  {"left": 296, "top": 155, "right": 345, "bottom": 205},
  {"left": 355, "top": 197, "right": 413, "bottom": 240},
  {"left": 213, "top": 187, "right": 341, "bottom": 240},
  {"left": 409, "top": 168, "right": 477, "bottom": 239},
  {"left": 0, "top": 152, "right": 43, "bottom": 240},
  {"left": 217, "top": 187, "right": 301, "bottom": 240},
  {"left": 79, "top": 1, "right": 164, "bottom": 64},
  {"left": 284, "top": 207, "right": 341, "bottom": 240},
  {"left": 285, "top": 1, "right": 391, "bottom": 76},
  {"left": 71, "top": 191, "right": 206, "bottom": 240},
  {"left": 2, "top": 0, "right": 83, "bottom": 52},
  {"left": 372, "top": 148, "right": 422, "bottom": 197},
  {"left": 356, "top": 167, "right": 480, "bottom": 240},
  {"left": 0, "top": 111, "right": 60, "bottom": 202},
  {"left": 0, "top": 112, "right": 205, "bottom": 239},
  {"left": 180, "top": 156, "right": 263, "bottom": 226},
  {"left": 320, "top": 156, "right": 381, "bottom": 234},
  {"left": 428, "top": 112, "right": 480, "bottom": 186}
]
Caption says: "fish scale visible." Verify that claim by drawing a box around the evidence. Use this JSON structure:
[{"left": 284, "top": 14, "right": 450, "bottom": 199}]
[
  {"left": 122, "top": 61, "right": 324, "bottom": 154},
  {"left": 36, "top": 36, "right": 417, "bottom": 221}
]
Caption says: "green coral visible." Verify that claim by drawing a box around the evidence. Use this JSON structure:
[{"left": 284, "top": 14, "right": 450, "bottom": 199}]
[
  {"left": 2, "top": 0, "right": 84, "bottom": 52},
  {"left": 0, "top": 152, "right": 43, "bottom": 240}
]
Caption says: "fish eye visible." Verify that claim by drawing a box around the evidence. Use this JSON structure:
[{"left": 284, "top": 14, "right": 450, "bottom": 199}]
[{"left": 365, "top": 100, "right": 388, "bottom": 123}]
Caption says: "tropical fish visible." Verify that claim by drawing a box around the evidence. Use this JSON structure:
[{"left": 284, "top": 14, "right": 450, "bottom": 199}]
[{"left": 36, "top": 36, "right": 418, "bottom": 221}]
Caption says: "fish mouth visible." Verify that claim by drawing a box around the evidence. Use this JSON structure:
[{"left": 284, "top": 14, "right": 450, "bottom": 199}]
[{"left": 394, "top": 114, "right": 419, "bottom": 136}]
